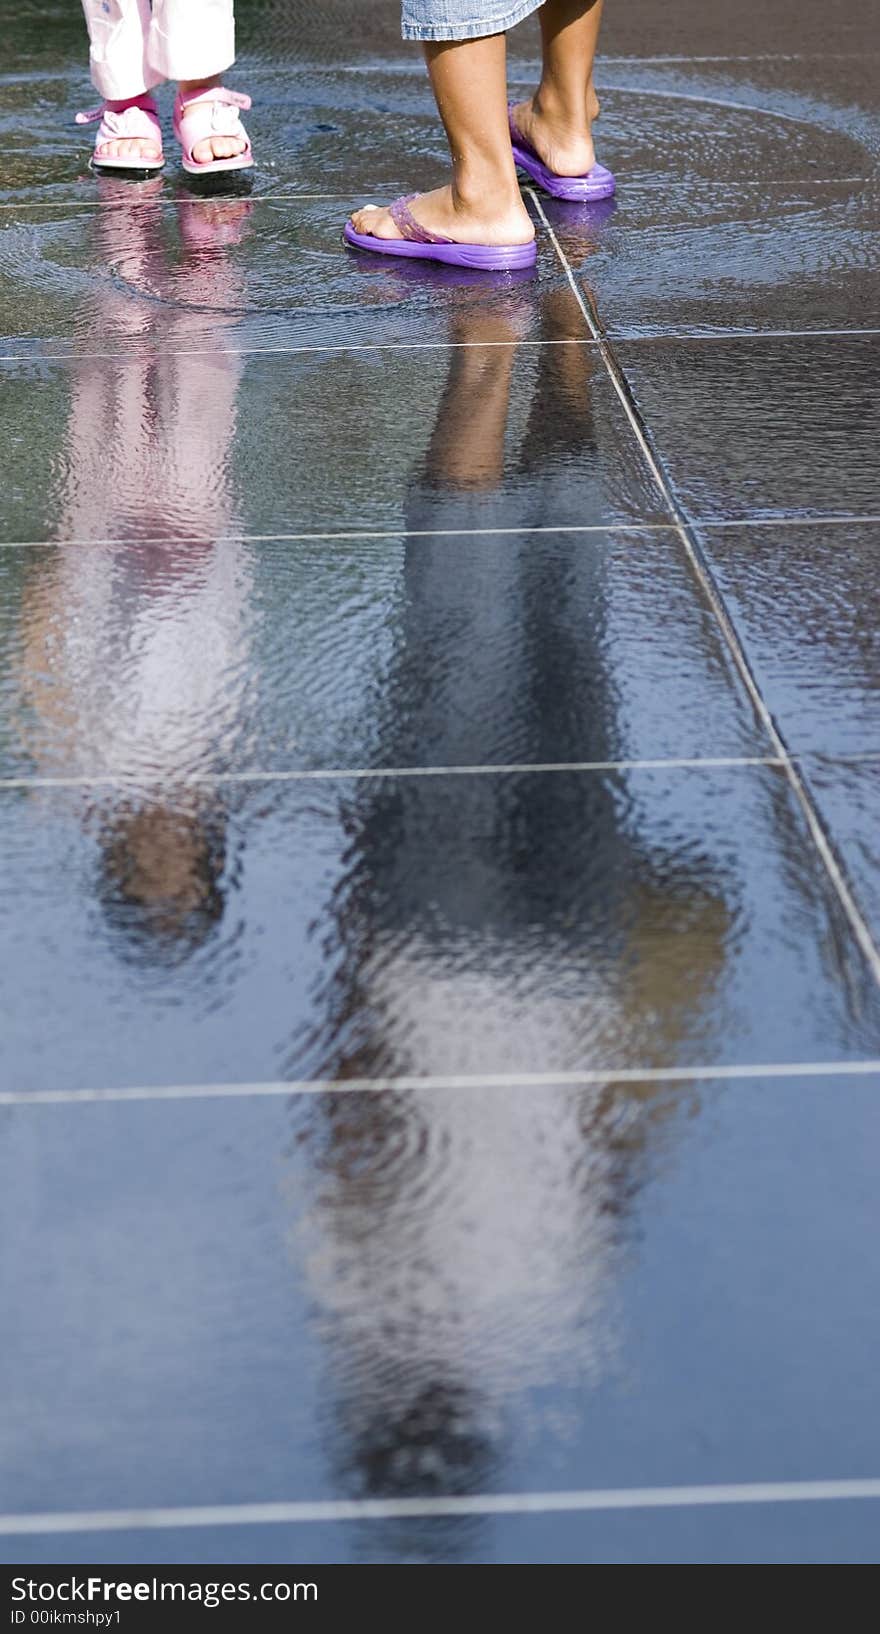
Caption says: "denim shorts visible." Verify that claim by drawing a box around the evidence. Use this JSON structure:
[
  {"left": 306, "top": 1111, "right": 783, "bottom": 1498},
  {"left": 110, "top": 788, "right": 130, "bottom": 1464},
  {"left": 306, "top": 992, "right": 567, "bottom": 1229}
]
[{"left": 401, "top": 0, "right": 543, "bottom": 42}]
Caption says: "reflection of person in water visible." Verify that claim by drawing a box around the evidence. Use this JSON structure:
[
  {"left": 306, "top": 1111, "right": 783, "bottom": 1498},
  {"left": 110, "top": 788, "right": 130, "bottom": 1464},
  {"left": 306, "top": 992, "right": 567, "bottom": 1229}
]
[
  {"left": 284, "top": 286, "right": 732, "bottom": 1535},
  {"left": 17, "top": 181, "right": 253, "bottom": 961}
]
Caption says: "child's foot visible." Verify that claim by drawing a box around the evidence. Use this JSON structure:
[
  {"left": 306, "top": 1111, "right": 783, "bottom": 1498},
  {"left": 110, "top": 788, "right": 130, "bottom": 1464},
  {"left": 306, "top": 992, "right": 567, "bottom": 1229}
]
[
  {"left": 510, "top": 88, "right": 599, "bottom": 179},
  {"left": 350, "top": 183, "right": 534, "bottom": 247},
  {"left": 98, "top": 131, "right": 162, "bottom": 165},
  {"left": 77, "top": 96, "right": 164, "bottom": 169},
  {"left": 177, "top": 78, "right": 251, "bottom": 166}
]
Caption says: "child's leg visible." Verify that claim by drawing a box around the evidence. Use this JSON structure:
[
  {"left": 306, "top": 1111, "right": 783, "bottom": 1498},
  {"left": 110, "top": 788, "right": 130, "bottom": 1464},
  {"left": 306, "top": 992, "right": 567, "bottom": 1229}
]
[
  {"left": 511, "top": 0, "right": 604, "bottom": 178},
  {"left": 81, "top": 0, "right": 157, "bottom": 101},
  {"left": 80, "top": 0, "right": 162, "bottom": 161},
  {"left": 149, "top": 0, "right": 246, "bottom": 163},
  {"left": 351, "top": 33, "right": 533, "bottom": 248}
]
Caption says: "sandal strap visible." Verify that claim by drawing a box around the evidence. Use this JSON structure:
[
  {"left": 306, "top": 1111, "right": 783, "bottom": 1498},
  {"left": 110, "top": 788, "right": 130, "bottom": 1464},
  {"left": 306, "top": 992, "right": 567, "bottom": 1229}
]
[
  {"left": 388, "top": 195, "right": 453, "bottom": 246},
  {"left": 76, "top": 95, "right": 158, "bottom": 129},
  {"left": 177, "top": 86, "right": 252, "bottom": 116},
  {"left": 174, "top": 87, "right": 252, "bottom": 153},
  {"left": 76, "top": 96, "right": 163, "bottom": 158}
]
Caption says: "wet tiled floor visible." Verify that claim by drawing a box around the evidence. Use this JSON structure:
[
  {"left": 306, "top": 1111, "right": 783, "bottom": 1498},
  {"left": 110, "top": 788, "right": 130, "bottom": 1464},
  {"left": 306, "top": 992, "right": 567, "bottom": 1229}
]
[{"left": 1, "top": 0, "right": 879, "bottom": 1568}]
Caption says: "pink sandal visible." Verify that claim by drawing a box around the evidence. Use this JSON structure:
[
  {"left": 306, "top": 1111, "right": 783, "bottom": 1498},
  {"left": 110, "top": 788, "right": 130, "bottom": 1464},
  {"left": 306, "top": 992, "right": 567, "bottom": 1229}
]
[
  {"left": 173, "top": 87, "right": 253, "bottom": 176},
  {"left": 76, "top": 95, "right": 164, "bottom": 173}
]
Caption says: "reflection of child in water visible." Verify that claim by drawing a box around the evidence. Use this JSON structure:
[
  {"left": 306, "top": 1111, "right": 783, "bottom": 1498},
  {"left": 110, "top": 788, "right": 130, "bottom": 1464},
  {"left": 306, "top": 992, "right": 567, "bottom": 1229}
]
[
  {"left": 18, "top": 185, "right": 253, "bottom": 959},
  {"left": 282, "top": 293, "right": 732, "bottom": 1515},
  {"left": 97, "top": 803, "right": 227, "bottom": 961}
]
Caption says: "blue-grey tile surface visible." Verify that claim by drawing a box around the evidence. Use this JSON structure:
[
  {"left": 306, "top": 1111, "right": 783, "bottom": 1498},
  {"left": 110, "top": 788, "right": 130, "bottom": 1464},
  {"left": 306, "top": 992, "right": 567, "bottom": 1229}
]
[{"left": 2, "top": 0, "right": 880, "bottom": 1566}]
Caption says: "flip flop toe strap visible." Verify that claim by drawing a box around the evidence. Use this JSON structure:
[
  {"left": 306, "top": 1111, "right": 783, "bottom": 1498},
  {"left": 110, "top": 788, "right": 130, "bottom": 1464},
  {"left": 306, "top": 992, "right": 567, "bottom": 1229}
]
[
  {"left": 388, "top": 195, "right": 453, "bottom": 246},
  {"left": 178, "top": 87, "right": 252, "bottom": 114}
]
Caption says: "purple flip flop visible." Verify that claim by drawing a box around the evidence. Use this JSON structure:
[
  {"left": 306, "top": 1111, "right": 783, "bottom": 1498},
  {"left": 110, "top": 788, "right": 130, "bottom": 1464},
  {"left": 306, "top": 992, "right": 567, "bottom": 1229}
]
[
  {"left": 509, "top": 105, "right": 616, "bottom": 202},
  {"left": 343, "top": 195, "right": 537, "bottom": 272}
]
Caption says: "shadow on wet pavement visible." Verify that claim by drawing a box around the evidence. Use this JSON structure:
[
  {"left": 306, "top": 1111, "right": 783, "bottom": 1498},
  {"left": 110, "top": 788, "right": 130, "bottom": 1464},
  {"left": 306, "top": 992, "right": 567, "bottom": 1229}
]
[{"left": 2, "top": 0, "right": 880, "bottom": 1568}]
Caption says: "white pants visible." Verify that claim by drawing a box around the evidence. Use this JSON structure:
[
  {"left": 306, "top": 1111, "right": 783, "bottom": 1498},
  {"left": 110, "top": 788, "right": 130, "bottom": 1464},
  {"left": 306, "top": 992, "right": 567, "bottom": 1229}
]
[{"left": 81, "top": 0, "right": 236, "bottom": 100}]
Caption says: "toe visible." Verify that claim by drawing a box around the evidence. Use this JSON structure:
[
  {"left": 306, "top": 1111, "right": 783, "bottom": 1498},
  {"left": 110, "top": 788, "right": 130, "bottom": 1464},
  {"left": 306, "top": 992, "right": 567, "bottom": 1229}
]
[
  {"left": 350, "top": 205, "right": 399, "bottom": 240},
  {"left": 350, "top": 205, "right": 377, "bottom": 233},
  {"left": 191, "top": 134, "right": 246, "bottom": 163},
  {"left": 373, "top": 209, "right": 404, "bottom": 240},
  {"left": 215, "top": 134, "right": 246, "bottom": 159},
  {"left": 97, "top": 137, "right": 160, "bottom": 163}
]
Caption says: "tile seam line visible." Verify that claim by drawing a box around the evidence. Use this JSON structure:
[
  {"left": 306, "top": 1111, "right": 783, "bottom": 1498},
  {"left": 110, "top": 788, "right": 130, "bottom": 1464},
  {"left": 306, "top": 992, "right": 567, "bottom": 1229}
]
[
  {"left": 0, "top": 757, "right": 782, "bottom": 791},
  {"left": 0, "top": 523, "right": 678, "bottom": 548},
  {"left": 3, "top": 1479, "right": 880, "bottom": 1534},
  {"left": 4, "top": 330, "right": 880, "bottom": 366},
  {"left": 0, "top": 339, "right": 598, "bottom": 364},
  {"left": 10, "top": 751, "right": 880, "bottom": 793},
  {"left": 609, "top": 328, "right": 880, "bottom": 345},
  {"left": 5, "top": 1060, "right": 880, "bottom": 1105},
  {"left": 2, "top": 515, "right": 879, "bottom": 550},
  {"left": 529, "top": 186, "right": 880, "bottom": 991},
  {"left": 0, "top": 194, "right": 345, "bottom": 209}
]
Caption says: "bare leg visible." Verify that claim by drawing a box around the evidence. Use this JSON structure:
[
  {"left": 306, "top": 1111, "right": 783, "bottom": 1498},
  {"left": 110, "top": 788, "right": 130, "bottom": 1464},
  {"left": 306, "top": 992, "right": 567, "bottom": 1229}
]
[
  {"left": 351, "top": 34, "right": 533, "bottom": 247},
  {"left": 426, "top": 310, "right": 529, "bottom": 489},
  {"left": 512, "top": 0, "right": 604, "bottom": 178}
]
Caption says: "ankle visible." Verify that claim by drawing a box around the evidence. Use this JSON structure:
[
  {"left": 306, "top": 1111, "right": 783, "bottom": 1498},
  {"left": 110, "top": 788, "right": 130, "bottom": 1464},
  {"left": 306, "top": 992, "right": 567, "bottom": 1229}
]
[
  {"left": 105, "top": 93, "right": 151, "bottom": 112},
  {"left": 178, "top": 74, "right": 222, "bottom": 99},
  {"left": 530, "top": 85, "right": 590, "bottom": 136},
  {"left": 451, "top": 168, "right": 524, "bottom": 219}
]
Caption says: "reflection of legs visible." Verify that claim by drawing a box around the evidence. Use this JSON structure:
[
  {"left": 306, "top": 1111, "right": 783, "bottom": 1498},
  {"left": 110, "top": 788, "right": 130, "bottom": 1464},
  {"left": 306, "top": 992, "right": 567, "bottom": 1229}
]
[
  {"left": 425, "top": 313, "right": 525, "bottom": 489},
  {"left": 512, "top": 0, "right": 604, "bottom": 178},
  {"left": 61, "top": 349, "right": 243, "bottom": 543},
  {"left": 351, "top": 35, "right": 533, "bottom": 248},
  {"left": 519, "top": 292, "right": 597, "bottom": 467},
  {"left": 59, "top": 185, "right": 245, "bottom": 541}
]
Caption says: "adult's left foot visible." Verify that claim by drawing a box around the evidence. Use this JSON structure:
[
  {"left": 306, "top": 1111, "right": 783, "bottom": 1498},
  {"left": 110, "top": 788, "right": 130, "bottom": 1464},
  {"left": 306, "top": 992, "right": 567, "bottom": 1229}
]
[{"left": 350, "top": 183, "right": 535, "bottom": 247}]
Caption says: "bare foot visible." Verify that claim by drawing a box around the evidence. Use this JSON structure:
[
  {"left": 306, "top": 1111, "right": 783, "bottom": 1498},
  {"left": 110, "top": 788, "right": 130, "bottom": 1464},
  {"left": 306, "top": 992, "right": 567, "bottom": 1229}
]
[
  {"left": 350, "top": 184, "right": 534, "bottom": 247},
  {"left": 191, "top": 128, "right": 248, "bottom": 165},
  {"left": 510, "top": 87, "right": 600, "bottom": 178},
  {"left": 96, "top": 136, "right": 162, "bottom": 163},
  {"left": 178, "top": 76, "right": 249, "bottom": 165}
]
